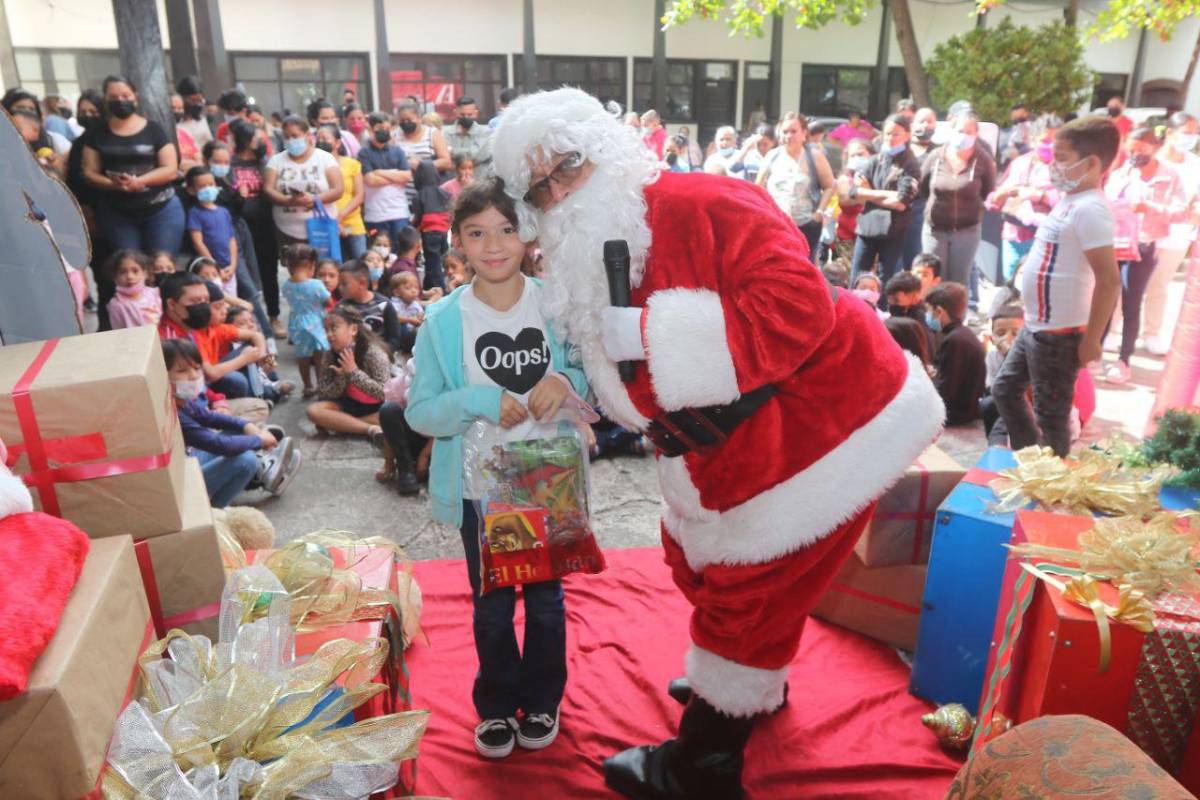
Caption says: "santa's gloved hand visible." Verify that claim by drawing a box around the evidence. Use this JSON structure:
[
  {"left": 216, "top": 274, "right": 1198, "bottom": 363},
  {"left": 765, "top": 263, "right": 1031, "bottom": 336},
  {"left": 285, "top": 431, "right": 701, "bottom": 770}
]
[{"left": 601, "top": 306, "right": 647, "bottom": 362}]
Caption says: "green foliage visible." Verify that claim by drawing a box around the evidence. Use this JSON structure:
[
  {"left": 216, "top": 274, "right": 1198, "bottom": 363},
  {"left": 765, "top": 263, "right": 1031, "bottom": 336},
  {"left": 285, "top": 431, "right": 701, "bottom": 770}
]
[
  {"left": 662, "top": 0, "right": 875, "bottom": 36},
  {"left": 1142, "top": 410, "right": 1200, "bottom": 490},
  {"left": 979, "top": 0, "right": 1200, "bottom": 43},
  {"left": 923, "top": 18, "right": 1093, "bottom": 123}
]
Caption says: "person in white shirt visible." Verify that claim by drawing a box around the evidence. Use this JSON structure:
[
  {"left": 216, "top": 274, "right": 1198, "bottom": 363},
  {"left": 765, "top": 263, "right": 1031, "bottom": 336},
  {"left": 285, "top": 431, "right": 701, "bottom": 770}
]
[
  {"left": 261, "top": 116, "right": 344, "bottom": 252},
  {"left": 994, "top": 116, "right": 1122, "bottom": 457}
]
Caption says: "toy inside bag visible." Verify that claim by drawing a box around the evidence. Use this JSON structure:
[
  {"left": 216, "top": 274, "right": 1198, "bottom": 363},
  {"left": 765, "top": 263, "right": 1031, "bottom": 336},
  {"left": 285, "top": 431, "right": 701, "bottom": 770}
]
[{"left": 464, "top": 413, "right": 604, "bottom": 593}]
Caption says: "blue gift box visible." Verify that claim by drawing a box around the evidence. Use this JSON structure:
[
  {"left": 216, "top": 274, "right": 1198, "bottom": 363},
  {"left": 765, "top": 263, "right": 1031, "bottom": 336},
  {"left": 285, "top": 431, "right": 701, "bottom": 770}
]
[{"left": 910, "top": 447, "right": 1029, "bottom": 715}]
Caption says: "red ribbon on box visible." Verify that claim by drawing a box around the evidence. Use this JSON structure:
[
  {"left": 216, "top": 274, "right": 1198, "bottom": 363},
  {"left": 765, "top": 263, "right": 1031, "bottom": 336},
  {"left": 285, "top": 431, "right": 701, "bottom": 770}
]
[
  {"left": 827, "top": 581, "right": 922, "bottom": 615},
  {"left": 9, "top": 339, "right": 176, "bottom": 518},
  {"left": 132, "top": 539, "right": 220, "bottom": 641},
  {"left": 871, "top": 456, "right": 933, "bottom": 564}
]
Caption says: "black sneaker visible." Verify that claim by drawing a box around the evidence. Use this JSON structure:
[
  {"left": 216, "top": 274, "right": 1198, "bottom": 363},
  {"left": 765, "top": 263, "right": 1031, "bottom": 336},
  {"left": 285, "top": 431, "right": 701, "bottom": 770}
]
[
  {"left": 516, "top": 708, "right": 559, "bottom": 750},
  {"left": 474, "top": 717, "right": 518, "bottom": 759},
  {"left": 395, "top": 469, "right": 420, "bottom": 497}
]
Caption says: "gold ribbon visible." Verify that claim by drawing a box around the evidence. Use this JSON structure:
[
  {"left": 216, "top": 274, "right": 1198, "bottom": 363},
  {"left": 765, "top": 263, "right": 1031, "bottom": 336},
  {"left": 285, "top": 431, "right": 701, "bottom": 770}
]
[
  {"left": 1019, "top": 563, "right": 1156, "bottom": 673},
  {"left": 989, "top": 446, "right": 1175, "bottom": 517}
]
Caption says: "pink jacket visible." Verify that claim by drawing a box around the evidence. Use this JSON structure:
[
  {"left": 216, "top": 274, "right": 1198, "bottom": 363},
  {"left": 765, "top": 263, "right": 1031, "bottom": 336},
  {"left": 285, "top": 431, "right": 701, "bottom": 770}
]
[
  {"left": 1106, "top": 160, "right": 1188, "bottom": 243},
  {"left": 985, "top": 151, "right": 1060, "bottom": 243},
  {"left": 106, "top": 286, "right": 162, "bottom": 329}
]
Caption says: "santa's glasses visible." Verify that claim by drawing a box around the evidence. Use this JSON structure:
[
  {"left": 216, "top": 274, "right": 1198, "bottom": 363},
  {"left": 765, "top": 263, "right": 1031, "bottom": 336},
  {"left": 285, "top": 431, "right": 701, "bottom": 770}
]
[{"left": 524, "top": 151, "right": 586, "bottom": 208}]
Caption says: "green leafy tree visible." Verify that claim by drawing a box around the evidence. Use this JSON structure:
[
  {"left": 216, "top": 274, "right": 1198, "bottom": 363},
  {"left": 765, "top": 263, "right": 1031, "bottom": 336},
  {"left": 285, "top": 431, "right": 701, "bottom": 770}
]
[
  {"left": 924, "top": 18, "right": 1094, "bottom": 122},
  {"left": 981, "top": 0, "right": 1200, "bottom": 42}
]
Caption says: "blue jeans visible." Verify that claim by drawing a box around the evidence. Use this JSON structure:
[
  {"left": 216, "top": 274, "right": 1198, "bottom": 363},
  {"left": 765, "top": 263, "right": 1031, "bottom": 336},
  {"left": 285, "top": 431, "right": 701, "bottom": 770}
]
[
  {"left": 460, "top": 501, "right": 567, "bottom": 719},
  {"left": 851, "top": 233, "right": 907, "bottom": 307},
  {"left": 210, "top": 369, "right": 253, "bottom": 399},
  {"left": 1002, "top": 238, "right": 1034, "bottom": 282},
  {"left": 195, "top": 449, "right": 257, "bottom": 507},
  {"left": 902, "top": 196, "right": 929, "bottom": 268},
  {"left": 421, "top": 230, "right": 447, "bottom": 291},
  {"left": 97, "top": 193, "right": 186, "bottom": 255},
  {"left": 364, "top": 218, "right": 410, "bottom": 254},
  {"left": 341, "top": 233, "right": 368, "bottom": 259}
]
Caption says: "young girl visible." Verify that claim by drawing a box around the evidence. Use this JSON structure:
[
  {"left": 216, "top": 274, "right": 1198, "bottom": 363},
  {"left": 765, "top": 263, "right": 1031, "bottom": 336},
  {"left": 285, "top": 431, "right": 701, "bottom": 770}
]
[
  {"left": 190, "top": 256, "right": 255, "bottom": 315},
  {"left": 440, "top": 153, "right": 474, "bottom": 200},
  {"left": 164, "top": 338, "right": 299, "bottom": 505},
  {"left": 443, "top": 248, "right": 471, "bottom": 291},
  {"left": 105, "top": 249, "right": 162, "bottom": 329},
  {"left": 368, "top": 230, "right": 397, "bottom": 271},
  {"left": 385, "top": 225, "right": 422, "bottom": 286},
  {"left": 281, "top": 244, "right": 331, "bottom": 397},
  {"left": 388, "top": 271, "right": 424, "bottom": 354},
  {"left": 406, "top": 177, "right": 588, "bottom": 759},
  {"left": 149, "top": 250, "right": 176, "bottom": 287},
  {"left": 305, "top": 306, "right": 392, "bottom": 438},
  {"left": 316, "top": 258, "right": 341, "bottom": 312}
]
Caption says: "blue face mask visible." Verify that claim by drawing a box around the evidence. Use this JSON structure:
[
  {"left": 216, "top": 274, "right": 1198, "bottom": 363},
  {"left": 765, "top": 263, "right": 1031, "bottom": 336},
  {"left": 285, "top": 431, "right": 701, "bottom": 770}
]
[
  {"left": 197, "top": 186, "right": 220, "bottom": 204},
  {"left": 925, "top": 309, "right": 943, "bottom": 332},
  {"left": 369, "top": 267, "right": 384, "bottom": 284},
  {"left": 885, "top": 142, "right": 908, "bottom": 157},
  {"left": 719, "top": 146, "right": 736, "bottom": 158},
  {"left": 285, "top": 137, "right": 308, "bottom": 157},
  {"left": 210, "top": 163, "right": 230, "bottom": 179}
]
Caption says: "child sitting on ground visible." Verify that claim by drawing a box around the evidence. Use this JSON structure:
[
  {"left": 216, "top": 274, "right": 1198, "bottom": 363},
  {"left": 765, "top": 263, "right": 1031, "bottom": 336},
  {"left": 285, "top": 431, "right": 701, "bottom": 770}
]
[
  {"left": 165, "top": 338, "right": 299, "bottom": 506},
  {"left": 185, "top": 166, "right": 238, "bottom": 297},
  {"left": 149, "top": 250, "right": 176, "bottom": 287},
  {"left": 369, "top": 230, "right": 397, "bottom": 270},
  {"left": 306, "top": 306, "right": 392, "bottom": 441},
  {"left": 925, "top": 282, "right": 986, "bottom": 425},
  {"left": 385, "top": 224, "right": 422, "bottom": 285},
  {"left": 362, "top": 248, "right": 388, "bottom": 292},
  {"left": 444, "top": 248, "right": 471, "bottom": 291},
  {"left": 281, "top": 244, "right": 330, "bottom": 397},
  {"left": 980, "top": 304, "right": 1024, "bottom": 445},
  {"left": 316, "top": 258, "right": 341, "bottom": 311},
  {"left": 911, "top": 252, "right": 943, "bottom": 297},
  {"left": 338, "top": 258, "right": 407, "bottom": 354},
  {"left": 388, "top": 271, "right": 424, "bottom": 354},
  {"left": 189, "top": 257, "right": 254, "bottom": 315},
  {"left": 885, "top": 316, "right": 932, "bottom": 374},
  {"left": 226, "top": 306, "right": 294, "bottom": 403},
  {"left": 105, "top": 249, "right": 162, "bottom": 329}
]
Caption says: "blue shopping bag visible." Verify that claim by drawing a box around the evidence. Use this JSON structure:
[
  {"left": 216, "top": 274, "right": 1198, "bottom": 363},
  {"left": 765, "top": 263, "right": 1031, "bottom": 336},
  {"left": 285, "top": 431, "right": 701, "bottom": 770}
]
[{"left": 306, "top": 197, "right": 342, "bottom": 262}]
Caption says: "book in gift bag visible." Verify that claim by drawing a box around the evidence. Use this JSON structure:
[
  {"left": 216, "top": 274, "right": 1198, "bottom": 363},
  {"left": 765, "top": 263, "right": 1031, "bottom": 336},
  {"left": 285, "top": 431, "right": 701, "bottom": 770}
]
[{"left": 467, "top": 429, "right": 604, "bottom": 593}]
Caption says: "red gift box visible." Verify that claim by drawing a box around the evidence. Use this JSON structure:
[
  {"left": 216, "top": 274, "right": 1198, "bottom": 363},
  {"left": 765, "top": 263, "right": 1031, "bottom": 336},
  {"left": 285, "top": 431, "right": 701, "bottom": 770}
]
[{"left": 974, "top": 509, "right": 1200, "bottom": 793}]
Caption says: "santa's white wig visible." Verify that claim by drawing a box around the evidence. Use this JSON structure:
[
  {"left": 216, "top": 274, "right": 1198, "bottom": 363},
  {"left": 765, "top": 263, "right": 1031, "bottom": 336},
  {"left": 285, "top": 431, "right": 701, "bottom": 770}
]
[{"left": 491, "top": 87, "right": 660, "bottom": 430}]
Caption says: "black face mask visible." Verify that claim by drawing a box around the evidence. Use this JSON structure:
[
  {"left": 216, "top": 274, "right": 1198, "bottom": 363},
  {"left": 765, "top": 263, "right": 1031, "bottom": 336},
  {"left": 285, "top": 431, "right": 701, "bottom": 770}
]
[
  {"left": 186, "top": 102, "right": 205, "bottom": 120},
  {"left": 666, "top": 152, "right": 678, "bottom": 166},
  {"left": 253, "top": 142, "right": 268, "bottom": 159},
  {"left": 459, "top": 117, "right": 475, "bottom": 131},
  {"left": 888, "top": 304, "right": 910, "bottom": 318},
  {"left": 173, "top": 111, "right": 183, "bottom": 123},
  {"left": 398, "top": 120, "right": 417, "bottom": 134},
  {"left": 1108, "top": 106, "right": 1122, "bottom": 118},
  {"left": 183, "top": 302, "right": 212, "bottom": 329},
  {"left": 1130, "top": 153, "right": 1153, "bottom": 168},
  {"left": 107, "top": 99, "right": 136, "bottom": 119},
  {"left": 374, "top": 128, "right": 391, "bottom": 144},
  {"left": 79, "top": 115, "right": 102, "bottom": 131},
  {"left": 57, "top": 107, "right": 71, "bottom": 119},
  {"left": 315, "top": 140, "right": 334, "bottom": 153},
  {"left": 914, "top": 129, "right": 933, "bottom": 143}
]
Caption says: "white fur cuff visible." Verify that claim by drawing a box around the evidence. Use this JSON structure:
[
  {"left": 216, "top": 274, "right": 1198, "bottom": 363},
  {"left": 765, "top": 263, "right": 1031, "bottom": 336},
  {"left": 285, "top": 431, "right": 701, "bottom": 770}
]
[
  {"left": 0, "top": 472, "right": 34, "bottom": 518},
  {"left": 645, "top": 288, "right": 740, "bottom": 412},
  {"left": 686, "top": 644, "right": 789, "bottom": 718}
]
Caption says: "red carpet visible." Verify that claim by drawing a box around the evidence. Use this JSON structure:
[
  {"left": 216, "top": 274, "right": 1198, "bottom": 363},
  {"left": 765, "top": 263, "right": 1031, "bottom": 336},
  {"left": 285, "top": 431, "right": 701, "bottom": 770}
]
[{"left": 407, "top": 547, "right": 962, "bottom": 799}]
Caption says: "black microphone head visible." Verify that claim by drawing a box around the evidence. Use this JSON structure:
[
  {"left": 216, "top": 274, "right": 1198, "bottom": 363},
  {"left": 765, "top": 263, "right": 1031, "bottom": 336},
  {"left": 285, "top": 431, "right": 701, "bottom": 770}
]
[{"left": 603, "top": 240, "right": 630, "bottom": 262}]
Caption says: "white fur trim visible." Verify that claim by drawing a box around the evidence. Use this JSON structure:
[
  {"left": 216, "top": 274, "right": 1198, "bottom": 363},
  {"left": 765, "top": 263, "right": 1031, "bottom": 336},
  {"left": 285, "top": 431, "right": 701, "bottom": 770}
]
[
  {"left": 0, "top": 472, "right": 34, "bottom": 518},
  {"left": 645, "top": 289, "right": 740, "bottom": 412},
  {"left": 583, "top": 346, "right": 651, "bottom": 432},
  {"left": 686, "top": 644, "right": 789, "bottom": 718},
  {"left": 660, "top": 354, "right": 945, "bottom": 571}
]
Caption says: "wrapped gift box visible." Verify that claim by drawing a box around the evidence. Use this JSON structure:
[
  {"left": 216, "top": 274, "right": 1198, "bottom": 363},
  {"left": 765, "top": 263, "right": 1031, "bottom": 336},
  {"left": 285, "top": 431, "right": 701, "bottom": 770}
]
[
  {"left": 0, "top": 537, "right": 151, "bottom": 800},
  {"left": 812, "top": 552, "right": 927, "bottom": 651},
  {"left": 973, "top": 509, "right": 1200, "bottom": 794},
  {"left": 855, "top": 443, "right": 965, "bottom": 567},
  {"left": 910, "top": 446, "right": 1034, "bottom": 714},
  {"left": 136, "top": 457, "right": 224, "bottom": 640},
  {"left": 0, "top": 328, "right": 187, "bottom": 538}
]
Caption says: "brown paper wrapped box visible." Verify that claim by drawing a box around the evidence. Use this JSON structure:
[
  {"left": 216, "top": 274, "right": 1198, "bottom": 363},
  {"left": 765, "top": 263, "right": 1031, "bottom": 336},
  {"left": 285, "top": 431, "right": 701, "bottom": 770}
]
[
  {"left": 854, "top": 444, "right": 965, "bottom": 567},
  {"left": 139, "top": 457, "right": 223, "bottom": 640},
  {"left": 0, "top": 327, "right": 187, "bottom": 539},
  {"left": 0, "top": 537, "right": 150, "bottom": 800},
  {"left": 812, "top": 552, "right": 927, "bottom": 652}
]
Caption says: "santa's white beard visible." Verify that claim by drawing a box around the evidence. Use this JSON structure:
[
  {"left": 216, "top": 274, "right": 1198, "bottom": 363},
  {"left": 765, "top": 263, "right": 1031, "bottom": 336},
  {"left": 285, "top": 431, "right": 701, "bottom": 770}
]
[{"left": 537, "top": 167, "right": 654, "bottom": 431}]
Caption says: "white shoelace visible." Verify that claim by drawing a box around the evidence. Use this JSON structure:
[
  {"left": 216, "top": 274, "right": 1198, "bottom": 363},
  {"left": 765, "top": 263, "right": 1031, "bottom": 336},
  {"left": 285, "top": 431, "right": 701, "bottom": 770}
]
[
  {"left": 524, "top": 713, "right": 555, "bottom": 729},
  {"left": 477, "top": 718, "right": 513, "bottom": 736}
]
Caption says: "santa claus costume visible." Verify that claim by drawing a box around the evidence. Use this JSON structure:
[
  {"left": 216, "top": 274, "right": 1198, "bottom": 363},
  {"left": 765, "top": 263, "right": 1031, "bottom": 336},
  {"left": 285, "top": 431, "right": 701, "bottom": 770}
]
[{"left": 492, "top": 89, "right": 945, "bottom": 798}]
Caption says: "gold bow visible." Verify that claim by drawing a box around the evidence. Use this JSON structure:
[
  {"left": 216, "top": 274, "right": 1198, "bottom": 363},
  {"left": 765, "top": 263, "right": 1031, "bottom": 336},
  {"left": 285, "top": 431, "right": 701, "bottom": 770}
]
[{"left": 989, "top": 446, "right": 1175, "bottom": 517}]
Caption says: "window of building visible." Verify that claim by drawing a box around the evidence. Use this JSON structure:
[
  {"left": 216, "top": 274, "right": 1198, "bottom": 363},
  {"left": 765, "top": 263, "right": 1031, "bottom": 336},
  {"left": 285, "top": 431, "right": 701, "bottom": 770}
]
[
  {"left": 525, "top": 55, "right": 625, "bottom": 109},
  {"left": 742, "top": 62, "right": 771, "bottom": 130},
  {"left": 231, "top": 52, "right": 369, "bottom": 118},
  {"left": 1091, "top": 73, "right": 1129, "bottom": 110},
  {"left": 13, "top": 49, "right": 124, "bottom": 104},
  {"left": 390, "top": 54, "right": 507, "bottom": 121},
  {"left": 633, "top": 59, "right": 694, "bottom": 120},
  {"left": 800, "top": 64, "right": 873, "bottom": 119}
]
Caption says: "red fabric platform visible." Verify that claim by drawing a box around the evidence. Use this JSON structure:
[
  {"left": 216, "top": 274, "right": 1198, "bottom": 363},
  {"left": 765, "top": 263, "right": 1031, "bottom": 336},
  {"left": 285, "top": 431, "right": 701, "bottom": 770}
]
[{"left": 407, "top": 547, "right": 962, "bottom": 799}]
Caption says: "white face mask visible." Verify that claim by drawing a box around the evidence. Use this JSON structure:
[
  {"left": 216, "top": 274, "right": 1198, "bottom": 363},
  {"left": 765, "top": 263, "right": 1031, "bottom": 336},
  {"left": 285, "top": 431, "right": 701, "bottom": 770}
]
[
  {"left": 1175, "top": 133, "right": 1199, "bottom": 153},
  {"left": 173, "top": 377, "right": 206, "bottom": 401},
  {"left": 1049, "top": 158, "right": 1088, "bottom": 192},
  {"left": 372, "top": 246, "right": 391, "bottom": 257}
]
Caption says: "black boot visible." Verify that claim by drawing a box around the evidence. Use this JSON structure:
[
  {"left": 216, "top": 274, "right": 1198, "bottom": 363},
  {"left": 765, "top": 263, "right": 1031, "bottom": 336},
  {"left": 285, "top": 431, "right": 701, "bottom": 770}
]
[
  {"left": 667, "top": 677, "right": 789, "bottom": 712},
  {"left": 603, "top": 696, "right": 755, "bottom": 800}
]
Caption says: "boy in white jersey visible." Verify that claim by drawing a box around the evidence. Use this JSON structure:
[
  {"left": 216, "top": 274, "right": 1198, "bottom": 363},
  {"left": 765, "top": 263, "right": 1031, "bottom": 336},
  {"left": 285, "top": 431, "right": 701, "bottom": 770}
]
[{"left": 994, "top": 117, "right": 1122, "bottom": 456}]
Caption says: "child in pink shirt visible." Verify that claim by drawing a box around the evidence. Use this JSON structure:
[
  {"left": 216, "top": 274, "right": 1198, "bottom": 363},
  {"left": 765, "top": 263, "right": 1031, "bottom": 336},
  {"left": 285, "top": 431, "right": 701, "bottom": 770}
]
[{"left": 105, "top": 249, "right": 162, "bottom": 329}]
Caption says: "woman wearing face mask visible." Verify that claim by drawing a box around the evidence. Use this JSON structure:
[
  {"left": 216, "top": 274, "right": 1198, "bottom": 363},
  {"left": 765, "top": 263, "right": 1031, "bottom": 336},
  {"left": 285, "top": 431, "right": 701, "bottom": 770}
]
[
  {"left": 229, "top": 118, "right": 283, "bottom": 335},
  {"left": 262, "top": 115, "right": 344, "bottom": 265},
  {"left": 81, "top": 75, "right": 186, "bottom": 269},
  {"left": 902, "top": 107, "right": 939, "bottom": 267},
  {"left": 918, "top": 109, "right": 996, "bottom": 292},
  {"left": 344, "top": 103, "right": 369, "bottom": 146},
  {"left": 1102, "top": 127, "right": 1187, "bottom": 384},
  {"left": 317, "top": 122, "right": 368, "bottom": 259},
  {"left": 1140, "top": 112, "right": 1200, "bottom": 355},
  {"left": 986, "top": 113, "right": 1062, "bottom": 281},
  {"left": 702, "top": 126, "right": 740, "bottom": 176},
  {"left": 393, "top": 101, "right": 452, "bottom": 208}
]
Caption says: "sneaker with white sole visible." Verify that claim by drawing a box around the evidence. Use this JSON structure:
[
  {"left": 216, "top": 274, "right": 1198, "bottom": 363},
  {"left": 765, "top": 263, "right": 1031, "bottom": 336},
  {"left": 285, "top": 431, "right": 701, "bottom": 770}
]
[
  {"left": 1105, "top": 361, "right": 1132, "bottom": 385},
  {"left": 1144, "top": 335, "right": 1170, "bottom": 356},
  {"left": 260, "top": 437, "right": 295, "bottom": 493},
  {"left": 475, "top": 717, "right": 518, "bottom": 758},
  {"left": 516, "top": 708, "right": 560, "bottom": 750},
  {"left": 268, "top": 450, "right": 302, "bottom": 497}
]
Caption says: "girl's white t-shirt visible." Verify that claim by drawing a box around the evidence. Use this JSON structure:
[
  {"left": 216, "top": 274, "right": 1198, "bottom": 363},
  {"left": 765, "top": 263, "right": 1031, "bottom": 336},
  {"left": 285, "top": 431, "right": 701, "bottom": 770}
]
[{"left": 460, "top": 278, "right": 560, "bottom": 498}]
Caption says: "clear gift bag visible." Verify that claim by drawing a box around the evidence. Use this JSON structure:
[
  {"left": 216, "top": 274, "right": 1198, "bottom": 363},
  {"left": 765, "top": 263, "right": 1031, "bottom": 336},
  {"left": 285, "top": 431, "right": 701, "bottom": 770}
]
[{"left": 463, "top": 407, "right": 604, "bottom": 594}]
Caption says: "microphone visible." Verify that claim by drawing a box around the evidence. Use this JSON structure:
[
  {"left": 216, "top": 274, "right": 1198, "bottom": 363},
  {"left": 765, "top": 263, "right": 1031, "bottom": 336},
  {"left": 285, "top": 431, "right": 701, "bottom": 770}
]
[{"left": 603, "top": 239, "right": 637, "bottom": 383}]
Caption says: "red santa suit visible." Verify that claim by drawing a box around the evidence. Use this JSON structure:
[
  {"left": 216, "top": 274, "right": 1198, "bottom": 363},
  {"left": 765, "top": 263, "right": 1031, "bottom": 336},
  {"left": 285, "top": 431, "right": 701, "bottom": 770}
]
[{"left": 594, "top": 171, "right": 945, "bottom": 718}]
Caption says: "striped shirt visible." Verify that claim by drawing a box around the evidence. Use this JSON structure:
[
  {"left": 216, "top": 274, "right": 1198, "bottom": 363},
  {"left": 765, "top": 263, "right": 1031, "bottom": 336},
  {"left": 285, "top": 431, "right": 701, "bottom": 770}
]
[
  {"left": 1019, "top": 189, "right": 1112, "bottom": 332},
  {"left": 396, "top": 126, "right": 436, "bottom": 206}
]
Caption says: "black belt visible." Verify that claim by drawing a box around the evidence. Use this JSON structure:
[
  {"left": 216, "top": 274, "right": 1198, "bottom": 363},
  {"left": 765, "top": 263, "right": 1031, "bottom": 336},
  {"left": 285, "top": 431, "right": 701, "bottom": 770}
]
[{"left": 645, "top": 384, "right": 779, "bottom": 458}]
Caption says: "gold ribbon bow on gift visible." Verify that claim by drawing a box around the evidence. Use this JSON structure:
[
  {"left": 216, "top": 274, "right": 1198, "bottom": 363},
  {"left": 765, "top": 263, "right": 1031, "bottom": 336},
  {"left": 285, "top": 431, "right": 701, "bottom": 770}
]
[
  {"left": 1018, "top": 563, "right": 1156, "bottom": 673},
  {"left": 989, "top": 446, "right": 1175, "bottom": 517}
]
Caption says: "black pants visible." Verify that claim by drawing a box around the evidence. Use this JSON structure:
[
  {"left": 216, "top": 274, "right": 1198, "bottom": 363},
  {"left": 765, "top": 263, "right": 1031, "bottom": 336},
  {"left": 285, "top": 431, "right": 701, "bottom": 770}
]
[
  {"left": 1104, "top": 241, "right": 1158, "bottom": 365},
  {"left": 378, "top": 401, "right": 425, "bottom": 472},
  {"left": 799, "top": 219, "right": 822, "bottom": 264},
  {"left": 421, "top": 230, "right": 447, "bottom": 292},
  {"left": 992, "top": 327, "right": 1080, "bottom": 457},
  {"left": 851, "top": 233, "right": 907, "bottom": 307},
  {"left": 251, "top": 212, "right": 280, "bottom": 318}
]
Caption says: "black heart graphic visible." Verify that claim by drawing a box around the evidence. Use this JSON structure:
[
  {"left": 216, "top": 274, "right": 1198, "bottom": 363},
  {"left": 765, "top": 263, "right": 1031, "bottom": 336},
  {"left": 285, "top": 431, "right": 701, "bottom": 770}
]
[{"left": 475, "top": 327, "right": 551, "bottom": 395}]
